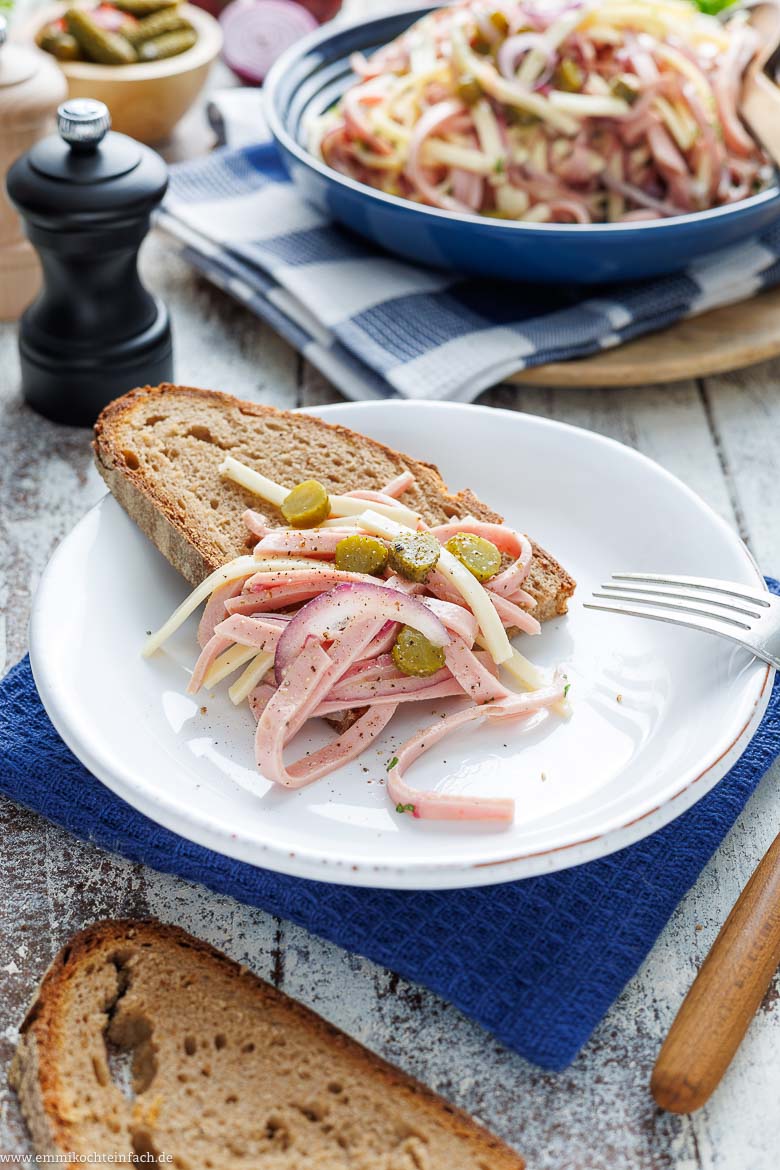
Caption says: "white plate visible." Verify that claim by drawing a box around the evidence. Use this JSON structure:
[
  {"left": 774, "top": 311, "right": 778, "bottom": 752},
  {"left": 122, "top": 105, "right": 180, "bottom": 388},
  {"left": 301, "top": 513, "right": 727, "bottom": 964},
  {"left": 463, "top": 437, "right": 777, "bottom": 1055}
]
[{"left": 30, "top": 402, "right": 773, "bottom": 889}]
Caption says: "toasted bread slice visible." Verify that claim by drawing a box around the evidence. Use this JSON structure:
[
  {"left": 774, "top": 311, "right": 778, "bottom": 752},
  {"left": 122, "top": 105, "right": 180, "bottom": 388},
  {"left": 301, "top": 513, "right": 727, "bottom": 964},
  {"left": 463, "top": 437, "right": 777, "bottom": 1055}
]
[
  {"left": 10, "top": 919, "right": 524, "bottom": 1169},
  {"left": 93, "top": 384, "right": 575, "bottom": 622}
]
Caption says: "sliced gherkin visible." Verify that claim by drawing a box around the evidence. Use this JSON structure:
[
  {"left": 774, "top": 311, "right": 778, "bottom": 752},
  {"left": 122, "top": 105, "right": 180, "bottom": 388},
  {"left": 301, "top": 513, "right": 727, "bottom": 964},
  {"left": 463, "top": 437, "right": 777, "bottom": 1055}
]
[
  {"left": 609, "top": 74, "right": 641, "bottom": 104},
  {"left": 554, "top": 59, "right": 584, "bottom": 92},
  {"left": 456, "top": 75, "right": 482, "bottom": 105},
  {"left": 334, "top": 535, "right": 388, "bottom": 576},
  {"left": 444, "top": 532, "right": 502, "bottom": 582},
  {"left": 392, "top": 626, "right": 446, "bottom": 678},
  {"left": 387, "top": 532, "right": 440, "bottom": 583},
  {"left": 280, "top": 480, "right": 330, "bottom": 528},
  {"left": 138, "top": 26, "right": 197, "bottom": 59},
  {"left": 65, "top": 9, "right": 138, "bottom": 64},
  {"left": 489, "top": 10, "right": 509, "bottom": 34}
]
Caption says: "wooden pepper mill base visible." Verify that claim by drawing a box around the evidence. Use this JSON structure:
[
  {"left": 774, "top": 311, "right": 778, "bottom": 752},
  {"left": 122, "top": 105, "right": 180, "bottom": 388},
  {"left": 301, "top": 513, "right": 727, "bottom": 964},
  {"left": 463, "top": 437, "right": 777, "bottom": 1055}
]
[{"left": 0, "top": 28, "right": 67, "bottom": 321}]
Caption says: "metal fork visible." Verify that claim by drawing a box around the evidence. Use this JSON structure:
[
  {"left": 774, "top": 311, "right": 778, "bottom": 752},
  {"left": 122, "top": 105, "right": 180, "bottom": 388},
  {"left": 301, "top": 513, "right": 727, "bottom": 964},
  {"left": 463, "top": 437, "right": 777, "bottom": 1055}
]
[{"left": 584, "top": 573, "right": 780, "bottom": 669}]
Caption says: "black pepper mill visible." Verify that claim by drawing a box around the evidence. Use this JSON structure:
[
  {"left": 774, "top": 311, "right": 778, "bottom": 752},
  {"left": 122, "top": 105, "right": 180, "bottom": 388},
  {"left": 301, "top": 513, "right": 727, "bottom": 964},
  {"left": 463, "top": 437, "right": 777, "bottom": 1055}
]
[{"left": 6, "top": 98, "right": 173, "bottom": 426}]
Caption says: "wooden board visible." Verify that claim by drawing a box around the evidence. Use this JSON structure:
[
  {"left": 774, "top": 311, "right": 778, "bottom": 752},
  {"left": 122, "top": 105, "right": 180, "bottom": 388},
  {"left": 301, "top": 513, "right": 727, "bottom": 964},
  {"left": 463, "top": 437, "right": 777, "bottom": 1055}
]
[{"left": 511, "top": 284, "right": 780, "bottom": 388}]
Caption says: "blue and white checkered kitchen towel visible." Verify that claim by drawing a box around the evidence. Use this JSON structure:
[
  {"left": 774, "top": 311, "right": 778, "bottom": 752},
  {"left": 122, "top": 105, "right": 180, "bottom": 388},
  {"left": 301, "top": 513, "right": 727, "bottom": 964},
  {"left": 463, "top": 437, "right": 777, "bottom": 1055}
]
[{"left": 157, "top": 90, "right": 780, "bottom": 402}]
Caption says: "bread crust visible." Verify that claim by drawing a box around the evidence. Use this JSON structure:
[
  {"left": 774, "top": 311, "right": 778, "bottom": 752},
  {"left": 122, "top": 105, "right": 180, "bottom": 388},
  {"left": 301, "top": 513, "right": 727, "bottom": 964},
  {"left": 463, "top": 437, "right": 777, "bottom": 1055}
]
[
  {"left": 93, "top": 383, "right": 576, "bottom": 615},
  {"left": 11, "top": 919, "right": 525, "bottom": 1169}
]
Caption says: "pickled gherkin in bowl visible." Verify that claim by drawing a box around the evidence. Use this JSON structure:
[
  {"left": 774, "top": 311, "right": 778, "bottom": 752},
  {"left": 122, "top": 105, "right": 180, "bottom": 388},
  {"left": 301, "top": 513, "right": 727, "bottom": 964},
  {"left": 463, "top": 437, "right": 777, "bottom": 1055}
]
[
  {"left": 36, "top": 0, "right": 199, "bottom": 65},
  {"left": 22, "top": 1, "right": 221, "bottom": 143}
]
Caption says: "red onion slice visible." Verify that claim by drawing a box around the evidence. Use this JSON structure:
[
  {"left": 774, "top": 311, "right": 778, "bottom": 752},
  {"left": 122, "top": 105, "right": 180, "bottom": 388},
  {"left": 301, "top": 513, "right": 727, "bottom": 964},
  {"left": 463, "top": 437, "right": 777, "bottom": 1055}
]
[
  {"left": 406, "top": 99, "right": 473, "bottom": 214},
  {"left": 219, "top": 0, "right": 317, "bottom": 85},
  {"left": 274, "top": 581, "right": 450, "bottom": 684},
  {"left": 497, "top": 32, "right": 546, "bottom": 80},
  {"left": 452, "top": 168, "right": 484, "bottom": 210}
]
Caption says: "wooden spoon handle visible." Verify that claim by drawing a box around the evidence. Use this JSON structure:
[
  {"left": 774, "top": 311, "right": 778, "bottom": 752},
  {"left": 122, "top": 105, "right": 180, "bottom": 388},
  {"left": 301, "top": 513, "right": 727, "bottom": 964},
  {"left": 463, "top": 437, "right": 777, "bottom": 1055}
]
[
  {"left": 651, "top": 831, "right": 780, "bottom": 1114},
  {"left": 741, "top": 2, "right": 780, "bottom": 165}
]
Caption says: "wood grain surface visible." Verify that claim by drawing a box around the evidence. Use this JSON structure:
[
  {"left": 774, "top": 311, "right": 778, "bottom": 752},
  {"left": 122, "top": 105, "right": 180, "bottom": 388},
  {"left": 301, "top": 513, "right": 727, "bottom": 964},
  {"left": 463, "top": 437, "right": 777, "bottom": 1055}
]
[
  {"left": 511, "top": 287, "right": 780, "bottom": 388},
  {"left": 1, "top": 16, "right": 780, "bottom": 1167}
]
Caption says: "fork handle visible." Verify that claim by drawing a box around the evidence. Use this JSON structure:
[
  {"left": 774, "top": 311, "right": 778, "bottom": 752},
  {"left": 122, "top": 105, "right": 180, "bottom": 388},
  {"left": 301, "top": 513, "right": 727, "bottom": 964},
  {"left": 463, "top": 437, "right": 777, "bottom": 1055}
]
[{"left": 651, "top": 830, "right": 780, "bottom": 1113}]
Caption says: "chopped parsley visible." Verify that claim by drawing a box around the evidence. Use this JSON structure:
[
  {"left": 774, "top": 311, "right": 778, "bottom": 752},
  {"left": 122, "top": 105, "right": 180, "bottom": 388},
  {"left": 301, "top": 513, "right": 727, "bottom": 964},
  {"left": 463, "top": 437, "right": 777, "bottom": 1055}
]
[
  {"left": 563, "top": 683, "right": 571, "bottom": 698},
  {"left": 396, "top": 803, "right": 415, "bottom": 814},
  {"left": 494, "top": 157, "right": 506, "bottom": 175},
  {"left": 386, "top": 756, "right": 399, "bottom": 771}
]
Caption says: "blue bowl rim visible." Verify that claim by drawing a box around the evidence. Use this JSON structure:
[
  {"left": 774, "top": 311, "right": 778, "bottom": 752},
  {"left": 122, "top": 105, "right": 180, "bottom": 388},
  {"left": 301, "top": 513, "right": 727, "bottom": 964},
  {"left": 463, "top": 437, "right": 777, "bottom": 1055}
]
[{"left": 264, "top": 1, "right": 780, "bottom": 236}]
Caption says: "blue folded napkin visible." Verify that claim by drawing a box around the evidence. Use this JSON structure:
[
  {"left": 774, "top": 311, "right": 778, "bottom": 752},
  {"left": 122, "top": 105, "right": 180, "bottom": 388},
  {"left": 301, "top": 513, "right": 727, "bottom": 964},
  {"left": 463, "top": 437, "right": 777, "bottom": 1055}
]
[
  {"left": 2, "top": 582, "right": 779, "bottom": 1071},
  {"left": 156, "top": 92, "right": 780, "bottom": 403}
]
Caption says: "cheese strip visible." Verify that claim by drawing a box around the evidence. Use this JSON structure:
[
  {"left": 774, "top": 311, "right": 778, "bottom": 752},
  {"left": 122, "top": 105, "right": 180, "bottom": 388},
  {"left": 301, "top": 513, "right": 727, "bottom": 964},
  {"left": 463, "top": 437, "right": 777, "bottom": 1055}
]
[
  {"left": 143, "top": 555, "right": 328, "bottom": 657},
  {"left": 316, "top": 517, "right": 364, "bottom": 529},
  {"left": 220, "top": 456, "right": 421, "bottom": 528},
  {"left": 203, "top": 644, "right": 258, "bottom": 690},
  {"left": 481, "top": 641, "right": 571, "bottom": 719},
  {"left": 359, "top": 509, "right": 513, "bottom": 665},
  {"left": 228, "top": 651, "right": 275, "bottom": 705},
  {"left": 143, "top": 555, "right": 259, "bottom": 657}
]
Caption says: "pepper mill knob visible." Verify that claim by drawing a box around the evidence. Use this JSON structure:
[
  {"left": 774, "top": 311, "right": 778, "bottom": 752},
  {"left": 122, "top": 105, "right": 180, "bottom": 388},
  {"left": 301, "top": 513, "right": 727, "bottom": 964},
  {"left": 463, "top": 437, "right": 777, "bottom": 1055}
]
[{"left": 57, "top": 99, "right": 112, "bottom": 153}]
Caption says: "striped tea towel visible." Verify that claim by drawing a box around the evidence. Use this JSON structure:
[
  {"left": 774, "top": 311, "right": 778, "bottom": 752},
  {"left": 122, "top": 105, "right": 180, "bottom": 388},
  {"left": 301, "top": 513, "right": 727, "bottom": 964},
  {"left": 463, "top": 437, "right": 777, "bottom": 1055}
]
[{"left": 157, "top": 89, "right": 780, "bottom": 403}]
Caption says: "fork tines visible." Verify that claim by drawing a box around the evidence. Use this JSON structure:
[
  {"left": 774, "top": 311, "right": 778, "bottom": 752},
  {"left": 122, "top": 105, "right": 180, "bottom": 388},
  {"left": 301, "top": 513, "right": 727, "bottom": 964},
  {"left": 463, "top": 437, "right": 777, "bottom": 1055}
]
[{"left": 584, "top": 572, "right": 771, "bottom": 637}]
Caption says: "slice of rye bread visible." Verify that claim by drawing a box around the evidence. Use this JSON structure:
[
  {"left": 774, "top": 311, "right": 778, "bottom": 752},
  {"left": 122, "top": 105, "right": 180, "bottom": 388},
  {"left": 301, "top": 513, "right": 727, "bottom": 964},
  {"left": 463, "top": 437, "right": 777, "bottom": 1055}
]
[
  {"left": 93, "top": 383, "right": 575, "bottom": 621},
  {"left": 10, "top": 919, "right": 525, "bottom": 1169}
]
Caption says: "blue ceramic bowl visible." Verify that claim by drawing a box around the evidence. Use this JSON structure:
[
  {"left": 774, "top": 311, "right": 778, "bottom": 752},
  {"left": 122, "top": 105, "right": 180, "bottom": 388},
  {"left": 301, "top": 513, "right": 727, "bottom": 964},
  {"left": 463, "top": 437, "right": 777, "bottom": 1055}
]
[{"left": 265, "top": 4, "right": 780, "bottom": 284}]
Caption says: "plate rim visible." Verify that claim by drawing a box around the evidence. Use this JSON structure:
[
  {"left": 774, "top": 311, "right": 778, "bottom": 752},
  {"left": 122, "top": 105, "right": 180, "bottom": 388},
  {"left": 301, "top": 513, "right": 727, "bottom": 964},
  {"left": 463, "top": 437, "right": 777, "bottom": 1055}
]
[{"left": 30, "top": 401, "right": 774, "bottom": 889}]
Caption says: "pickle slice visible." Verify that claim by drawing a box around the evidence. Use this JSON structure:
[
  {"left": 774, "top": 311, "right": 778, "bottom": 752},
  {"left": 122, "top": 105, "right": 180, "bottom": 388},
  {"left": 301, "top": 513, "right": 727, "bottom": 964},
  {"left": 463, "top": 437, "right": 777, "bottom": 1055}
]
[
  {"left": 609, "top": 74, "right": 640, "bottom": 104},
  {"left": 444, "top": 532, "right": 502, "bottom": 582},
  {"left": 280, "top": 480, "right": 330, "bottom": 528},
  {"left": 387, "top": 532, "right": 440, "bottom": 583},
  {"left": 456, "top": 75, "right": 482, "bottom": 105},
  {"left": 554, "top": 59, "right": 584, "bottom": 93},
  {"left": 334, "top": 534, "right": 388, "bottom": 575},
  {"left": 392, "top": 626, "right": 446, "bottom": 678}
]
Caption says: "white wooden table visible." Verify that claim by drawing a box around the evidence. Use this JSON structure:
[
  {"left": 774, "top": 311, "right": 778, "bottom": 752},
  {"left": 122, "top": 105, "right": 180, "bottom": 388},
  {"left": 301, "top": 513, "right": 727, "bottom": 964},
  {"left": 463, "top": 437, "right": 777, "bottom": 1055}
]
[{"left": 2, "top": 22, "right": 780, "bottom": 1168}]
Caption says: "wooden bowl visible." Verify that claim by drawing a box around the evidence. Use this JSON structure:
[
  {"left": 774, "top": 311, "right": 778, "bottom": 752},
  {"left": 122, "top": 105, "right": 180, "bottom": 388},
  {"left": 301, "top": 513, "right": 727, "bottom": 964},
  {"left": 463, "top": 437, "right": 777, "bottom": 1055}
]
[{"left": 17, "top": 3, "right": 223, "bottom": 144}]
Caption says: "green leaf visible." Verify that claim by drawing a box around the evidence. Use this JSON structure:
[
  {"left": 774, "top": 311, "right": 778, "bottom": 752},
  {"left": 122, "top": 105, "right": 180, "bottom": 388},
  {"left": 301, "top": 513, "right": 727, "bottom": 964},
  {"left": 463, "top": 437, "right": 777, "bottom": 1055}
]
[
  {"left": 693, "top": 0, "right": 736, "bottom": 14},
  {"left": 395, "top": 802, "right": 416, "bottom": 814},
  {"left": 386, "top": 756, "right": 399, "bottom": 771},
  {"left": 563, "top": 683, "right": 571, "bottom": 698}
]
